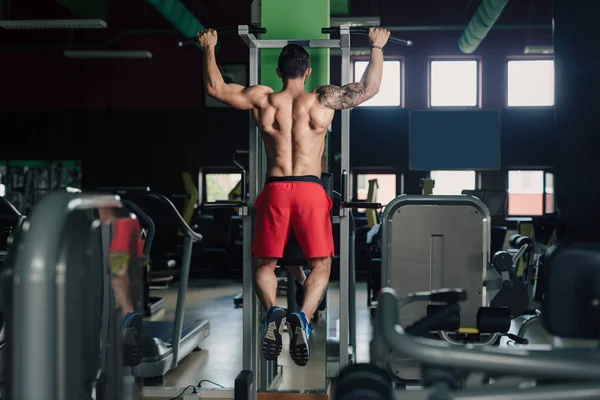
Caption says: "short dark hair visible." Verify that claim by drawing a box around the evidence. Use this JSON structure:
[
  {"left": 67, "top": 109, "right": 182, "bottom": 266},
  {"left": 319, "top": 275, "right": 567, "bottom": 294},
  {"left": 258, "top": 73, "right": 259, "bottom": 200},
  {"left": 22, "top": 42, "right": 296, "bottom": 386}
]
[{"left": 278, "top": 44, "right": 309, "bottom": 79}]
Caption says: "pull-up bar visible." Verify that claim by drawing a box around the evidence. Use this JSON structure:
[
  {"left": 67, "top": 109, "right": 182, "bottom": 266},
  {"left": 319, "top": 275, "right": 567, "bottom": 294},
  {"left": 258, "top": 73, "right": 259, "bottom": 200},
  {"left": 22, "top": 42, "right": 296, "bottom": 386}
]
[
  {"left": 177, "top": 25, "right": 414, "bottom": 48},
  {"left": 322, "top": 27, "right": 413, "bottom": 47},
  {"left": 178, "top": 26, "right": 267, "bottom": 47}
]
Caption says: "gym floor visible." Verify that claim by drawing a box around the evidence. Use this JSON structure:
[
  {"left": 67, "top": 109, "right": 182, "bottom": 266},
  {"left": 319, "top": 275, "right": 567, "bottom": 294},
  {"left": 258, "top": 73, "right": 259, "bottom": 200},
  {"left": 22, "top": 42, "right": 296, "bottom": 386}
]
[{"left": 146, "top": 280, "right": 372, "bottom": 391}]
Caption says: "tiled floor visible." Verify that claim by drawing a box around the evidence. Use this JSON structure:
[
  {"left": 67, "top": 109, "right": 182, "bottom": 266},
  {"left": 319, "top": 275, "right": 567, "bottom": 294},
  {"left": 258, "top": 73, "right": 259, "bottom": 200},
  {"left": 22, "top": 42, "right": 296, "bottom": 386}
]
[{"left": 142, "top": 279, "right": 372, "bottom": 396}]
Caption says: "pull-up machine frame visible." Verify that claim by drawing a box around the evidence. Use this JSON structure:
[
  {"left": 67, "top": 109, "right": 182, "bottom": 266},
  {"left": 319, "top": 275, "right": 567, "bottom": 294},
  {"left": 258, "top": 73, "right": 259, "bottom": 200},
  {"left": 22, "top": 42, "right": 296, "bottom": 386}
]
[{"left": 238, "top": 24, "right": 353, "bottom": 397}]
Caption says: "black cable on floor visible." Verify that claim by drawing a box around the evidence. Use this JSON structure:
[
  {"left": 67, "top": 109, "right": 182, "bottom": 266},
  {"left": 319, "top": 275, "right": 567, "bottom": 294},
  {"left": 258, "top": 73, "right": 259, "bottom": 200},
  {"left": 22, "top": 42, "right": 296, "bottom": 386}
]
[
  {"left": 169, "top": 384, "right": 197, "bottom": 399},
  {"left": 198, "top": 379, "right": 224, "bottom": 388}
]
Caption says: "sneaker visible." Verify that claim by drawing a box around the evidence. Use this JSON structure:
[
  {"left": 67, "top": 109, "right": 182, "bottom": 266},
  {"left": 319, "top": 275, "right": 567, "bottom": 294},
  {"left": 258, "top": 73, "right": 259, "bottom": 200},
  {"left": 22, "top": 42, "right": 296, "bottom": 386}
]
[
  {"left": 122, "top": 312, "right": 143, "bottom": 367},
  {"left": 294, "top": 269, "right": 327, "bottom": 311},
  {"left": 261, "top": 306, "right": 286, "bottom": 361},
  {"left": 286, "top": 312, "right": 312, "bottom": 366}
]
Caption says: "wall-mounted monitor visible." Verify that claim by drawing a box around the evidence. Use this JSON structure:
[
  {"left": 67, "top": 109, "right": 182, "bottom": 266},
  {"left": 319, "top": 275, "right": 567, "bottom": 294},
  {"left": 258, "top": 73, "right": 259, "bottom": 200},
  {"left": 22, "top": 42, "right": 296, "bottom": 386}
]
[{"left": 409, "top": 109, "right": 501, "bottom": 170}]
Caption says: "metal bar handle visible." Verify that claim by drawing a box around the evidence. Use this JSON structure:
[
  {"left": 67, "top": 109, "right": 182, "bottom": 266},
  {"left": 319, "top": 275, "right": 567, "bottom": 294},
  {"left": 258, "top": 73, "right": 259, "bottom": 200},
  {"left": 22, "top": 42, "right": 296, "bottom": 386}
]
[
  {"left": 178, "top": 26, "right": 267, "bottom": 47},
  {"left": 321, "top": 27, "right": 413, "bottom": 46}
]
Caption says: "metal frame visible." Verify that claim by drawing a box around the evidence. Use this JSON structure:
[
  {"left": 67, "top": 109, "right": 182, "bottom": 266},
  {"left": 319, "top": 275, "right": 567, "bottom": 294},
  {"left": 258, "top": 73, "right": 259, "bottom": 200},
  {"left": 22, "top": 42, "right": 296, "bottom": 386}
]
[
  {"left": 11, "top": 192, "right": 124, "bottom": 400},
  {"left": 371, "top": 289, "right": 600, "bottom": 399},
  {"left": 239, "top": 24, "right": 353, "bottom": 397}
]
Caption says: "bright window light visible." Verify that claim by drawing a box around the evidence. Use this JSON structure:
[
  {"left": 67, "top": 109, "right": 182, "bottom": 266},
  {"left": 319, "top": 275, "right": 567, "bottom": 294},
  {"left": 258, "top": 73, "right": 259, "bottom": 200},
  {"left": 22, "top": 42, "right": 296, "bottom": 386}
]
[
  {"left": 507, "top": 60, "right": 554, "bottom": 107},
  {"left": 356, "top": 173, "right": 397, "bottom": 205},
  {"left": 430, "top": 60, "right": 479, "bottom": 107},
  {"left": 507, "top": 170, "right": 548, "bottom": 216},
  {"left": 354, "top": 60, "right": 401, "bottom": 106},
  {"left": 430, "top": 170, "right": 476, "bottom": 195},
  {"left": 205, "top": 173, "right": 242, "bottom": 203}
]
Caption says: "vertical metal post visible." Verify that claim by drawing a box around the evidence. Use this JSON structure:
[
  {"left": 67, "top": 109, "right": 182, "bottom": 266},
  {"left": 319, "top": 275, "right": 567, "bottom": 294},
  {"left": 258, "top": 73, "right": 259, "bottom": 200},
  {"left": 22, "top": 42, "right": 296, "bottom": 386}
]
[
  {"left": 349, "top": 214, "right": 357, "bottom": 355},
  {"left": 339, "top": 24, "right": 351, "bottom": 371},
  {"left": 242, "top": 25, "right": 260, "bottom": 400},
  {"left": 170, "top": 235, "right": 193, "bottom": 368}
]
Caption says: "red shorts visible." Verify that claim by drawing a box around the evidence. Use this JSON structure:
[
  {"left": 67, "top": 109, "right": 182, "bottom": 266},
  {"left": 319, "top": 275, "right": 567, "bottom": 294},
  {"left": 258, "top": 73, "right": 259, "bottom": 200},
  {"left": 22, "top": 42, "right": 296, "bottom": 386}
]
[{"left": 252, "top": 175, "right": 334, "bottom": 259}]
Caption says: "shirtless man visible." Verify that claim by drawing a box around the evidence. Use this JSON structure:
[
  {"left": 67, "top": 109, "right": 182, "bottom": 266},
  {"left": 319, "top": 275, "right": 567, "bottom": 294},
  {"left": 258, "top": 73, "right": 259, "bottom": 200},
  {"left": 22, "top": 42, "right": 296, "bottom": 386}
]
[{"left": 199, "top": 27, "right": 390, "bottom": 366}]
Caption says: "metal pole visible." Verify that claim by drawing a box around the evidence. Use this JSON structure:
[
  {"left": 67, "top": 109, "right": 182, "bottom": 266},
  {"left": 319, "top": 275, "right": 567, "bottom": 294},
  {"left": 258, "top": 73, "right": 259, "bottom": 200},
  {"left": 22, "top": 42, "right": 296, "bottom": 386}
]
[
  {"left": 240, "top": 25, "right": 260, "bottom": 400},
  {"left": 170, "top": 235, "right": 192, "bottom": 368},
  {"left": 338, "top": 24, "right": 351, "bottom": 372},
  {"left": 349, "top": 213, "right": 357, "bottom": 356}
]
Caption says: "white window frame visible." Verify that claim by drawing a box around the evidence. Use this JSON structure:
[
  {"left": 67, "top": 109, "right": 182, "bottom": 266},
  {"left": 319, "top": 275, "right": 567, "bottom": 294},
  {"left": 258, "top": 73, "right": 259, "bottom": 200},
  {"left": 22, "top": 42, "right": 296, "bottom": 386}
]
[
  {"left": 428, "top": 58, "right": 481, "bottom": 108},
  {"left": 506, "top": 57, "right": 555, "bottom": 108}
]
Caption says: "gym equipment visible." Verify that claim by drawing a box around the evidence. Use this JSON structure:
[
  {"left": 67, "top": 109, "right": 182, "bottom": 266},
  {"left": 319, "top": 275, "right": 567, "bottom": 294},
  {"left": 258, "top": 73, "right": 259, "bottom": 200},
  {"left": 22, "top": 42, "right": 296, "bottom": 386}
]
[
  {"left": 0, "top": 160, "right": 81, "bottom": 214},
  {"left": 118, "top": 198, "right": 164, "bottom": 316},
  {"left": 178, "top": 26, "right": 267, "bottom": 47},
  {"left": 108, "top": 189, "right": 211, "bottom": 381},
  {"left": 0, "top": 197, "right": 25, "bottom": 268},
  {"left": 100, "top": 187, "right": 170, "bottom": 317},
  {"left": 320, "top": 27, "right": 413, "bottom": 46},
  {"left": 380, "top": 194, "right": 495, "bottom": 383},
  {"left": 230, "top": 25, "right": 397, "bottom": 396},
  {"left": 7, "top": 192, "right": 140, "bottom": 400},
  {"left": 335, "top": 286, "right": 600, "bottom": 399},
  {"left": 488, "top": 249, "right": 530, "bottom": 317},
  {"left": 335, "top": 244, "right": 600, "bottom": 399}
]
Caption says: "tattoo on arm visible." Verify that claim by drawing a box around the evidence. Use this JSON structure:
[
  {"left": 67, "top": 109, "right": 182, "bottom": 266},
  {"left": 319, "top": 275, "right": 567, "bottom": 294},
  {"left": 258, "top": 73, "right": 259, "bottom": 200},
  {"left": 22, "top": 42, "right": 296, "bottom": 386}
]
[{"left": 315, "top": 83, "right": 366, "bottom": 110}]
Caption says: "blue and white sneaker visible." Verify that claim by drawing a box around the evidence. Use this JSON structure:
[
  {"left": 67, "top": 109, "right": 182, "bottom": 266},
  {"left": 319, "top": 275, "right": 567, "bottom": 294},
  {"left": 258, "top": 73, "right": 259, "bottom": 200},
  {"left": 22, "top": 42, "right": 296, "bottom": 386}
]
[
  {"left": 262, "top": 306, "right": 287, "bottom": 361},
  {"left": 286, "top": 312, "right": 312, "bottom": 366}
]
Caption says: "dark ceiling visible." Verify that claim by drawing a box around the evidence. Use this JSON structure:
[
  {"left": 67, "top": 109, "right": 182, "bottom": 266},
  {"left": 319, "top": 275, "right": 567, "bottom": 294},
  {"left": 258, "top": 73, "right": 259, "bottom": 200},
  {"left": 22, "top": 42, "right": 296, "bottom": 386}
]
[{"left": 0, "top": 0, "right": 552, "bottom": 48}]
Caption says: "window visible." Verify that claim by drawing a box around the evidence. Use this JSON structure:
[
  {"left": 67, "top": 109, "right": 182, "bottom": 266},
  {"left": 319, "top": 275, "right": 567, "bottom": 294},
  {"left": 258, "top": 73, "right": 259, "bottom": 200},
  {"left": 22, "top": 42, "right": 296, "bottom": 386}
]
[
  {"left": 353, "top": 60, "right": 401, "bottom": 106},
  {"left": 507, "top": 170, "right": 555, "bottom": 216},
  {"left": 429, "top": 60, "right": 479, "bottom": 107},
  {"left": 430, "top": 170, "right": 476, "bottom": 195},
  {"left": 356, "top": 174, "right": 397, "bottom": 205},
  {"left": 507, "top": 60, "right": 554, "bottom": 107},
  {"left": 204, "top": 173, "right": 242, "bottom": 203}
]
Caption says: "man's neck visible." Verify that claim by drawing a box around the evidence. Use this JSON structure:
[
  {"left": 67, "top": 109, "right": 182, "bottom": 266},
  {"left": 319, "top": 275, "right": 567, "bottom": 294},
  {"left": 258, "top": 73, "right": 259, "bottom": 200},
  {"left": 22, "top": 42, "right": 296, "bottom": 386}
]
[{"left": 282, "top": 78, "right": 305, "bottom": 93}]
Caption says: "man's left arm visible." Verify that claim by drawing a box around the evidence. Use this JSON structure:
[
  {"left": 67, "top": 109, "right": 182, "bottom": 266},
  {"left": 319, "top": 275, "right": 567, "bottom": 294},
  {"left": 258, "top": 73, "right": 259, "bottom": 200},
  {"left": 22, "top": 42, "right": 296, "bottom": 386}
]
[{"left": 200, "top": 30, "right": 272, "bottom": 110}]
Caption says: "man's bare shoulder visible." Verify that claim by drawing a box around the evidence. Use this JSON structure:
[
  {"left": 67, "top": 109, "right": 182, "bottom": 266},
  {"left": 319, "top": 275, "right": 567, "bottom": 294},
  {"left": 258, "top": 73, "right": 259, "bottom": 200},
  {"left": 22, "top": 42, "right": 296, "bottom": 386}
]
[
  {"left": 247, "top": 85, "right": 274, "bottom": 107},
  {"left": 248, "top": 85, "right": 275, "bottom": 95}
]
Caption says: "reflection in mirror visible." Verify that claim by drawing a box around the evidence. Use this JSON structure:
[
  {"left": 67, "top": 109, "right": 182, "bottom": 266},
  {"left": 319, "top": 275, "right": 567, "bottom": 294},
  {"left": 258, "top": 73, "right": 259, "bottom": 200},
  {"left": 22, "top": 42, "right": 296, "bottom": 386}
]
[{"left": 4, "top": 195, "right": 144, "bottom": 400}]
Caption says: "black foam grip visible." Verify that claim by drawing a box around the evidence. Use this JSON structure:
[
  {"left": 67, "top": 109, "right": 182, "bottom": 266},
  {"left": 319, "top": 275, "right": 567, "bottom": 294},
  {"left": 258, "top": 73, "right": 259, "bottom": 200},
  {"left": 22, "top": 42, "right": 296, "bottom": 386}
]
[
  {"left": 424, "top": 304, "right": 460, "bottom": 332},
  {"left": 509, "top": 234, "right": 532, "bottom": 249},
  {"left": 477, "top": 307, "right": 511, "bottom": 333}
]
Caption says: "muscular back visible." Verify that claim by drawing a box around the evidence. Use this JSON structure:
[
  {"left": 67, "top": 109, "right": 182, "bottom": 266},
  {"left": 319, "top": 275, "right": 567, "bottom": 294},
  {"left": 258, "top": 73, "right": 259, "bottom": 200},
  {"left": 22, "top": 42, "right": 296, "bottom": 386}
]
[{"left": 252, "top": 90, "right": 334, "bottom": 178}]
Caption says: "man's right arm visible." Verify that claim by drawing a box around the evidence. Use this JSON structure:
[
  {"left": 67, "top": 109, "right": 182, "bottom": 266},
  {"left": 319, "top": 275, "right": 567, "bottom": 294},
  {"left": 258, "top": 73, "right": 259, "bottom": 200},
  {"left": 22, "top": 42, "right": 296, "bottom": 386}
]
[{"left": 315, "top": 27, "right": 389, "bottom": 110}]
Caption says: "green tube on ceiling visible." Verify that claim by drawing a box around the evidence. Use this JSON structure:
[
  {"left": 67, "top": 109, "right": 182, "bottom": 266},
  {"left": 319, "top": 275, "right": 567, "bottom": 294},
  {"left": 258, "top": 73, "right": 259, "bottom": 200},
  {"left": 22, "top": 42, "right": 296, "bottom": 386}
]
[
  {"left": 147, "top": 0, "right": 216, "bottom": 51},
  {"left": 458, "top": 0, "right": 509, "bottom": 54}
]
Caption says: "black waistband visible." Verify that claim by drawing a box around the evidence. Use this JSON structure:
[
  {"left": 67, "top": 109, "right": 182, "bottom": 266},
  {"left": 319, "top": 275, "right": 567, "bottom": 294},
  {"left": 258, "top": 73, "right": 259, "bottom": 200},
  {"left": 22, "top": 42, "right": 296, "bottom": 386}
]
[{"left": 265, "top": 175, "right": 322, "bottom": 184}]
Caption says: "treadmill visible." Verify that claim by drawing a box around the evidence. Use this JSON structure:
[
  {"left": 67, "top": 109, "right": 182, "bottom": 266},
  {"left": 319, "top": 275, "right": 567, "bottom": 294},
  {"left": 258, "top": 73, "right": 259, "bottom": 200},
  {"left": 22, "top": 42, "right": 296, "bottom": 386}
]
[{"left": 111, "top": 189, "right": 211, "bottom": 380}]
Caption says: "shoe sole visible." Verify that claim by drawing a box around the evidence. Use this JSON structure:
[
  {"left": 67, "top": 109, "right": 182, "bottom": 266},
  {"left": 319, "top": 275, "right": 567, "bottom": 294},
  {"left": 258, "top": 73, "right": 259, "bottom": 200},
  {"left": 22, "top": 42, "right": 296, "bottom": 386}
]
[
  {"left": 262, "top": 311, "right": 286, "bottom": 361},
  {"left": 287, "top": 315, "right": 310, "bottom": 367}
]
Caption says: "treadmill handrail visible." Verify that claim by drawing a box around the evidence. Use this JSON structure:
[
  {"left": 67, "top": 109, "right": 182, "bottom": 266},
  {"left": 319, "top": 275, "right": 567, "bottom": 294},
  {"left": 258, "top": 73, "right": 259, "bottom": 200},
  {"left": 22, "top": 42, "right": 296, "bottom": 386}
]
[
  {"left": 121, "top": 199, "right": 156, "bottom": 260},
  {"left": 0, "top": 196, "right": 23, "bottom": 217},
  {"left": 12, "top": 191, "right": 123, "bottom": 400},
  {"left": 376, "top": 288, "right": 600, "bottom": 381},
  {"left": 118, "top": 191, "right": 202, "bottom": 242}
]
